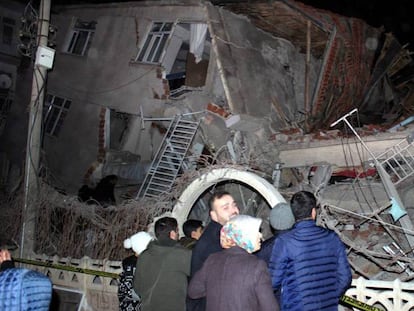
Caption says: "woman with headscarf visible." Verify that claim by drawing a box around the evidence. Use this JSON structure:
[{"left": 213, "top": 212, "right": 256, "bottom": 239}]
[{"left": 188, "top": 215, "right": 279, "bottom": 311}]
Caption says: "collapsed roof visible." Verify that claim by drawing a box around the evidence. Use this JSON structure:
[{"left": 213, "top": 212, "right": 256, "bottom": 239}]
[{"left": 212, "top": 0, "right": 414, "bottom": 132}]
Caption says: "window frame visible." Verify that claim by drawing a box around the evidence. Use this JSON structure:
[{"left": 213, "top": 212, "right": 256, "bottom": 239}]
[
  {"left": 64, "top": 18, "right": 96, "bottom": 56},
  {"left": 136, "top": 21, "right": 175, "bottom": 64},
  {"left": 43, "top": 94, "right": 71, "bottom": 137},
  {"left": 1, "top": 16, "right": 16, "bottom": 45}
]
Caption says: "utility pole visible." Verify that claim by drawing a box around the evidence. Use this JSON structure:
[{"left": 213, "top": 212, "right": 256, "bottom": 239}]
[{"left": 21, "top": 0, "right": 51, "bottom": 258}]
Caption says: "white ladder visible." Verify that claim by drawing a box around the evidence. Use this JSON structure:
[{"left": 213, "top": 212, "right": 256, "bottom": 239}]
[{"left": 136, "top": 115, "right": 200, "bottom": 199}]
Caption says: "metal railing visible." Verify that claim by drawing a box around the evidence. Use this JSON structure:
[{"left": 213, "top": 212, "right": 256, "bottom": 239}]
[
  {"left": 345, "top": 277, "right": 414, "bottom": 311},
  {"left": 376, "top": 137, "right": 414, "bottom": 185}
]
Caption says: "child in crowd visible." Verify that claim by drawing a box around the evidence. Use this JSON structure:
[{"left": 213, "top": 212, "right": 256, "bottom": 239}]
[{"left": 180, "top": 219, "right": 204, "bottom": 249}]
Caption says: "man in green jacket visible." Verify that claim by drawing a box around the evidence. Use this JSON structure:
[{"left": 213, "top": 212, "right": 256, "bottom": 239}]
[{"left": 133, "top": 216, "right": 191, "bottom": 311}]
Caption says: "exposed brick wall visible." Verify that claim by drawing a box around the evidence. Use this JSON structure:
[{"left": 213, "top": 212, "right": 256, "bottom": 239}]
[
  {"left": 83, "top": 107, "right": 107, "bottom": 183},
  {"left": 155, "top": 67, "right": 169, "bottom": 99}
]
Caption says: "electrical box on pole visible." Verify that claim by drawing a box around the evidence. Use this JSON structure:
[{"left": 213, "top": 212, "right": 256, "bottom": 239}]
[{"left": 35, "top": 45, "right": 55, "bottom": 69}]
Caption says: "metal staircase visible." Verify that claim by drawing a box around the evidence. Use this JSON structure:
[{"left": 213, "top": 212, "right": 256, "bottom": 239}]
[{"left": 136, "top": 115, "right": 200, "bottom": 199}]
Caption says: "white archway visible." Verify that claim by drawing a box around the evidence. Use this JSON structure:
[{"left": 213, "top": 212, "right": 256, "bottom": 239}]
[{"left": 171, "top": 168, "right": 286, "bottom": 233}]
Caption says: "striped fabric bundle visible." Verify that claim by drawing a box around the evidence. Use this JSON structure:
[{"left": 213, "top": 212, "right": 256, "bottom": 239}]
[{"left": 0, "top": 268, "right": 52, "bottom": 311}]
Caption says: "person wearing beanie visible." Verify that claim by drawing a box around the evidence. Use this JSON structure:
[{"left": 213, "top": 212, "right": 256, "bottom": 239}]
[
  {"left": 269, "top": 202, "right": 295, "bottom": 231},
  {"left": 255, "top": 202, "right": 295, "bottom": 264},
  {"left": 188, "top": 215, "right": 279, "bottom": 311},
  {"left": 123, "top": 231, "right": 154, "bottom": 256},
  {"left": 269, "top": 191, "right": 352, "bottom": 311},
  {"left": 118, "top": 231, "right": 153, "bottom": 311}
]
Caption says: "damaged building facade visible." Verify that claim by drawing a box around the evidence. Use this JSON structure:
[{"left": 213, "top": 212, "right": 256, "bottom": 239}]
[
  {"left": 42, "top": 0, "right": 315, "bottom": 192},
  {"left": 38, "top": 0, "right": 414, "bottom": 194},
  {"left": 1, "top": 0, "right": 414, "bottom": 309}
]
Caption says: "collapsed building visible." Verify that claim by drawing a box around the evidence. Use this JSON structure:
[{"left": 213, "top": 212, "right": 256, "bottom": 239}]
[{"left": 1, "top": 0, "right": 414, "bottom": 309}]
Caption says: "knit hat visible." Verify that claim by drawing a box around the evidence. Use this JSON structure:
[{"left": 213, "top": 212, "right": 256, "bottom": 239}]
[
  {"left": 269, "top": 202, "right": 295, "bottom": 230},
  {"left": 220, "top": 215, "right": 262, "bottom": 253},
  {"left": 123, "top": 231, "right": 153, "bottom": 255}
]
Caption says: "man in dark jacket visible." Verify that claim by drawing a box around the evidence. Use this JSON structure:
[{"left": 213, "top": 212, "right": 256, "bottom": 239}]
[
  {"left": 188, "top": 191, "right": 240, "bottom": 311},
  {"left": 269, "top": 191, "right": 352, "bottom": 311},
  {"left": 133, "top": 217, "right": 191, "bottom": 311}
]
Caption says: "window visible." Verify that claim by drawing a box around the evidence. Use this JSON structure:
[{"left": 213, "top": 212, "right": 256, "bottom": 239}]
[
  {"left": 0, "top": 72, "right": 12, "bottom": 118},
  {"left": 135, "top": 21, "right": 211, "bottom": 97},
  {"left": 65, "top": 19, "right": 96, "bottom": 56},
  {"left": 0, "top": 95, "right": 12, "bottom": 114},
  {"left": 164, "top": 23, "right": 210, "bottom": 96},
  {"left": 2, "top": 17, "right": 15, "bottom": 45},
  {"left": 136, "top": 22, "right": 173, "bottom": 63},
  {"left": 44, "top": 95, "right": 71, "bottom": 137}
]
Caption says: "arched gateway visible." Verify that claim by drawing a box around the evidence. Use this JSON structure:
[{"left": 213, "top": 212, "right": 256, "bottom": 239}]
[{"left": 171, "top": 167, "right": 287, "bottom": 231}]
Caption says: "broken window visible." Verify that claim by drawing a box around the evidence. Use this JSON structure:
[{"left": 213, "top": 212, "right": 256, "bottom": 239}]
[
  {"left": 64, "top": 19, "right": 96, "bottom": 56},
  {"left": 109, "top": 110, "right": 130, "bottom": 150},
  {"left": 43, "top": 94, "right": 71, "bottom": 137},
  {"left": 136, "top": 21, "right": 211, "bottom": 96},
  {"left": 1, "top": 17, "right": 15, "bottom": 45},
  {"left": 166, "top": 23, "right": 210, "bottom": 96}
]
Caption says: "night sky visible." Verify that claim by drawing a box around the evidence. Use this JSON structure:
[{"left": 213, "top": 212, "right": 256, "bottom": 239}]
[
  {"left": 300, "top": 0, "right": 413, "bottom": 47},
  {"left": 34, "top": 0, "right": 414, "bottom": 48}
]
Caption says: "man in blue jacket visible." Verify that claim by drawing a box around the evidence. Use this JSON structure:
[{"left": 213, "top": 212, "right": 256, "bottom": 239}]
[{"left": 269, "top": 191, "right": 352, "bottom": 311}]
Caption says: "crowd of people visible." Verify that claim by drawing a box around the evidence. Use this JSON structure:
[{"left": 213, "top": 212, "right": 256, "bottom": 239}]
[
  {"left": 118, "top": 190, "right": 352, "bottom": 311},
  {"left": 0, "top": 189, "right": 351, "bottom": 310}
]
